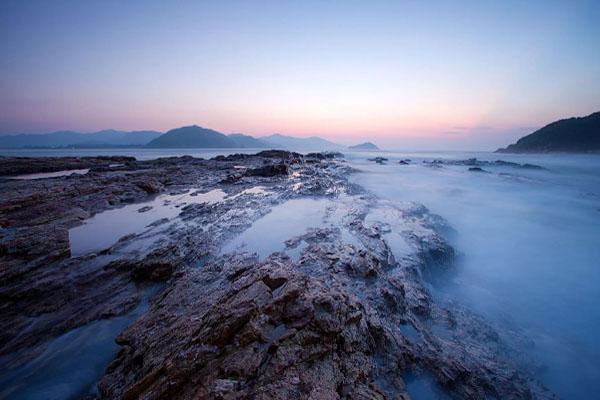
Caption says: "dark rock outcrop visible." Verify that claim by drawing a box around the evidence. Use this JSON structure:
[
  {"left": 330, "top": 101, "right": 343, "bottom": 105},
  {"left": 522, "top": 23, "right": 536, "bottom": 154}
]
[
  {"left": 423, "top": 158, "right": 544, "bottom": 170},
  {"left": 368, "top": 157, "right": 388, "bottom": 164},
  {"left": 0, "top": 151, "right": 557, "bottom": 400},
  {"left": 245, "top": 164, "right": 289, "bottom": 177},
  {"left": 0, "top": 156, "right": 135, "bottom": 176}
]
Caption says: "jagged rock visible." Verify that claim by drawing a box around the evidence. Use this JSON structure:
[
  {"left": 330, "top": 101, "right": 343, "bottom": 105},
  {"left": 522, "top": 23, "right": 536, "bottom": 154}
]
[
  {"left": 135, "top": 179, "right": 163, "bottom": 194},
  {"left": 368, "top": 157, "right": 388, "bottom": 164},
  {"left": 0, "top": 151, "right": 557, "bottom": 400},
  {"left": 245, "top": 164, "right": 289, "bottom": 177},
  {"left": 0, "top": 156, "right": 135, "bottom": 176}
]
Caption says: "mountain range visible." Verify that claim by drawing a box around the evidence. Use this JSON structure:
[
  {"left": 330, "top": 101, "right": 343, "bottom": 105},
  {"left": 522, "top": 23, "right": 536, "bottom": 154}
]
[
  {"left": 0, "top": 129, "right": 162, "bottom": 148},
  {"left": 497, "top": 111, "right": 600, "bottom": 153},
  {"left": 0, "top": 125, "right": 348, "bottom": 151}
]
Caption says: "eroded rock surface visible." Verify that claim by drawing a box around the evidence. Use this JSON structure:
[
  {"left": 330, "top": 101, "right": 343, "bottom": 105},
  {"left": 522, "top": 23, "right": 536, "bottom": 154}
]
[{"left": 0, "top": 151, "right": 556, "bottom": 399}]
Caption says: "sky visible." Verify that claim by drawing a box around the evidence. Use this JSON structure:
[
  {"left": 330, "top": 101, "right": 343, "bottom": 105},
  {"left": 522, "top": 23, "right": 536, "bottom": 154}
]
[{"left": 0, "top": 0, "right": 599, "bottom": 150}]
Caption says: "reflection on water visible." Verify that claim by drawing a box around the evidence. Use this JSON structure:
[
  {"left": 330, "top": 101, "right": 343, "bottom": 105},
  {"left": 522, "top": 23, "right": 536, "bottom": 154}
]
[
  {"left": 221, "top": 195, "right": 363, "bottom": 261},
  {"left": 286, "top": 240, "right": 309, "bottom": 262},
  {"left": 349, "top": 151, "right": 600, "bottom": 399},
  {"left": 221, "top": 198, "right": 331, "bottom": 260},
  {"left": 69, "top": 189, "right": 225, "bottom": 256},
  {"left": 6, "top": 169, "right": 90, "bottom": 180}
]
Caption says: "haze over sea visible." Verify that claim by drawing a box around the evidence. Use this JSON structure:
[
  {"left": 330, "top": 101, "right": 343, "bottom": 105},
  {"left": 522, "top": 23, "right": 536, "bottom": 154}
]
[{"left": 3, "top": 147, "right": 598, "bottom": 398}]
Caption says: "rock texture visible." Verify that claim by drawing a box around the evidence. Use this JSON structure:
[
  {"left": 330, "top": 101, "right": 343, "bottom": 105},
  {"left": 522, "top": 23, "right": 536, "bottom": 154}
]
[
  {"left": 0, "top": 151, "right": 556, "bottom": 399},
  {"left": 0, "top": 155, "right": 135, "bottom": 176}
]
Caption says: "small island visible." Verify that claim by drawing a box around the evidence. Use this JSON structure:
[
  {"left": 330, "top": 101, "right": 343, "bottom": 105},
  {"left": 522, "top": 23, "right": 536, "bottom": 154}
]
[
  {"left": 497, "top": 111, "right": 600, "bottom": 153},
  {"left": 349, "top": 142, "right": 380, "bottom": 150}
]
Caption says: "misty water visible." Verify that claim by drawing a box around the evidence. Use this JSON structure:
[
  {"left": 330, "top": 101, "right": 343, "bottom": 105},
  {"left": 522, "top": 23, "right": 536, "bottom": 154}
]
[
  {"left": 0, "top": 286, "right": 159, "bottom": 400},
  {"left": 3, "top": 148, "right": 600, "bottom": 399},
  {"left": 347, "top": 151, "right": 600, "bottom": 399}
]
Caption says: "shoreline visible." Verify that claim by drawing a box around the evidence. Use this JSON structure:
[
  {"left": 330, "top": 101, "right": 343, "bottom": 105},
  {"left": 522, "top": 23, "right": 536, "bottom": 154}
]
[{"left": 0, "top": 152, "right": 555, "bottom": 399}]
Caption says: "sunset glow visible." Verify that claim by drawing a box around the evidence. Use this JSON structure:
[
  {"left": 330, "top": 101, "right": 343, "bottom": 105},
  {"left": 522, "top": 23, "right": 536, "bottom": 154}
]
[{"left": 1, "top": 1, "right": 599, "bottom": 149}]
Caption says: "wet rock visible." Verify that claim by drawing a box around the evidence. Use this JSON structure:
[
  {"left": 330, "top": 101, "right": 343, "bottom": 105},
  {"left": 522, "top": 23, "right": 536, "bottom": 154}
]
[
  {"left": 424, "top": 158, "right": 544, "bottom": 170},
  {"left": 245, "top": 163, "right": 288, "bottom": 177},
  {"left": 135, "top": 179, "right": 163, "bottom": 194},
  {"left": 220, "top": 173, "right": 242, "bottom": 184},
  {"left": 213, "top": 150, "right": 301, "bottom": 163},
  {"left": 0, "top": 151, "right": 556, "bottom": 400},
  {"left": 468, "top": 167, "right": 489, "bottom": 172},
  {"left": 98, "top": 257, "right": 384, "bottom": 399},
  {"left": 0, "top": 156, "right": 135, "bottom": 176},
  {"left": 305, "top": 151, "right": 343, "bottom": 160},
  {"left": 368, "top": 157, "right": 388, "bottom": 164}
]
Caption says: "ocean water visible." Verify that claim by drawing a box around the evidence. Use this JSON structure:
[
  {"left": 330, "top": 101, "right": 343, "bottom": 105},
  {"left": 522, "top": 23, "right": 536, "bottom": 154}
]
[
  {"left": 3, "top": 148, "right": 600, "bottom": 399},
  {"left": 347, "top": 151, "right": 600, "bottom": 399}
]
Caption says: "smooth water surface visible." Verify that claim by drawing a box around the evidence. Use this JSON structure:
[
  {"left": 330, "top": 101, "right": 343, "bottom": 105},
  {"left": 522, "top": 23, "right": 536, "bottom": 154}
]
[
  {"left": 348, "top": 151, "right": 600, "bottom": 399},
  {"left": 221, "top": 198, "right": 332, "bottom": 260},
  {"left": 69, "top": 189, "right": 225, "bottom": 256}
]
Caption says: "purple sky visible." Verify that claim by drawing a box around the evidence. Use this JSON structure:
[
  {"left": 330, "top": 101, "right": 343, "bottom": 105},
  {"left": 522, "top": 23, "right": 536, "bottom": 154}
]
[{"left": 1, "top": 0, "right": 599, "bottom": 149}]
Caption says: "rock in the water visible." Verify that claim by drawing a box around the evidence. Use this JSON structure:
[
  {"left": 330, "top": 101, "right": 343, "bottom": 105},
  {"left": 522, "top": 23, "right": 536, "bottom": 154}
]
[
  {"left": 468, "top": 167, "right": 489, "bottom": 172},
  {"left": 0, "top": 151, "right": 557, "bottom": 400},
  {"left": 368, "top": 157, "right": 388, "bottom": 164}
]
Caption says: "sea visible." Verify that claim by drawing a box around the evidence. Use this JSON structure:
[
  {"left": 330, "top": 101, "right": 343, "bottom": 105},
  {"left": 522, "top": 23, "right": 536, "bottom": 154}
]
[{"left": 2, "top": 147, "right": 600, "bottom": 399}]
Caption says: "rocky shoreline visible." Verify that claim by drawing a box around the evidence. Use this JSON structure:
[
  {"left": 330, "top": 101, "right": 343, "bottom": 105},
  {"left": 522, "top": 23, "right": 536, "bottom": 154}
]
[{"left": 0, "top": 151, "right": 556, "bottom": 399}]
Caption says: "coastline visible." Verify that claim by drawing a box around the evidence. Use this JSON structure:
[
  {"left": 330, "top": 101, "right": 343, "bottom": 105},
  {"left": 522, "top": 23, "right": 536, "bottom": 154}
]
[{"left": 0, "top": 152, "right": 556, "bottom": 399}]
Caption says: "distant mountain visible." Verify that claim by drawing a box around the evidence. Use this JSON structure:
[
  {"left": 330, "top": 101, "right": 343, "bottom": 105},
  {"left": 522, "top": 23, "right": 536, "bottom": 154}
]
[
  {"left": 349, "top": 142, "right": 379, "bottom": 150},
  {"left": 261, "top": 133, "right": 343, "bottom": 150},
  {"left": 0, "top": 129, "right": 161, "bottom": 148},
  {"left": 0, "top": 125, "right": 346, "bottom": 151},
  {"left": 228, "top": 133, "right": 270, "bottom": 148},
  {"left": 146, "top": 125, "right": 238, "bottom": 148},
  {"left": 497, "top": 112, "right": 600, "bottom": 153}
]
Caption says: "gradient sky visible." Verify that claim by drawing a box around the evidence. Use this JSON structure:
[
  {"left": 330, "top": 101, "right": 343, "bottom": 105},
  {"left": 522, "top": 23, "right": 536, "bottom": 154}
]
[{"left": 1, "top": 0, "right": 599, "bottom": 149}]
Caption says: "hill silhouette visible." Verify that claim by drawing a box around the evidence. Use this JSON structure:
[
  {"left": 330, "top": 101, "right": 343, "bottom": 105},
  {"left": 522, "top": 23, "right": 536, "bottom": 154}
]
[
  {"left": 146, "top": 126, "right": 238, "bottom": 148},
  {"left": 497, "top": 112, "right": 600, "bottom": 153}
]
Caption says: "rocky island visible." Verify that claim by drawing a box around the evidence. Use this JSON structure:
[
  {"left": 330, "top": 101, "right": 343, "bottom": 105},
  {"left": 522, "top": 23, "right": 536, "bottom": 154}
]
[
  {"left": 349, "top": 142, "right": 380, "bottom": 150},
  {"left": 0, "top": 152, "right": 556, "bottom": 399}
]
